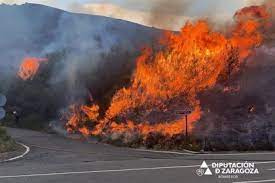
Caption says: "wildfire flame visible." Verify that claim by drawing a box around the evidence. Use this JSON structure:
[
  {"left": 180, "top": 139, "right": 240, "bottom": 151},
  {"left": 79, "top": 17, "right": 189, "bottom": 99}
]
[
  {"left": 18, "top": 57, "right": 48, "bottom": 80},
  {"left": 64, "top": 103, "right": 99, "bottom": 136},
  {"left": 63, "top": 4, "right": 270, "bottom": 143},
  {"left": 234, "top": 5, "right": 270, "bottom": 21}
]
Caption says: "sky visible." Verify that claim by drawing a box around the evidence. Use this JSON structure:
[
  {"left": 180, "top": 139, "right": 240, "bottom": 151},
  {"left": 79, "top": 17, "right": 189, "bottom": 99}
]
[{"left": 0, "top": 0, "right": 263, "bottom": 30}]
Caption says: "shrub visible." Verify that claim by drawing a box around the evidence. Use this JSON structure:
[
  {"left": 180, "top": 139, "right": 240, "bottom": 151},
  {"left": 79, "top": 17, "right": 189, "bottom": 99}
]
[{"left": 0, "top": 126, "right": 16, "bottom": 153}]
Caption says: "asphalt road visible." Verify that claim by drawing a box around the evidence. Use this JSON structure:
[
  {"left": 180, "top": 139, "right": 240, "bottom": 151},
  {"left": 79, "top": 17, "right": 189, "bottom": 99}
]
[{"left": 1, "top": 128, "right": 275, "bottom": 183}]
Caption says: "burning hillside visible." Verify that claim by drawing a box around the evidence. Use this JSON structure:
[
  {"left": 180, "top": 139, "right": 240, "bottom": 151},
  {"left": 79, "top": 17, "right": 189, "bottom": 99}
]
[
  {"left": 234, "top": 5, "right": 270, "bottom": 21},
  {"left": 60, "top": 3, "right": 273, "bottom": 150},
  {"left": 18, "top": 57, "right": 48, "bottom": 80}
]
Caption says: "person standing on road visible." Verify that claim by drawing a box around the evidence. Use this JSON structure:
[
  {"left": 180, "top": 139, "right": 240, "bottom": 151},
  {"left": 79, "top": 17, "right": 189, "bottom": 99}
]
[{"left": 13, "top": 111, "right": 20, "bottom": 126}]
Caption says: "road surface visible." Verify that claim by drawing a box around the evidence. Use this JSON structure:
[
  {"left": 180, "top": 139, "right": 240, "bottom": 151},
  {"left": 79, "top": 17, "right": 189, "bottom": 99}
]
[{"left": 1, "top": 128, "right": 275, "bottom": 183}]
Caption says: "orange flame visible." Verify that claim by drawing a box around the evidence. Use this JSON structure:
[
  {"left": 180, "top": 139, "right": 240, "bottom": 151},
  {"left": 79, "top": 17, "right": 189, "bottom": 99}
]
[
  {"left": 95, "top": 107, "right": 201, "bottom": 137},
  {"left": 106, "top": 17, "right": 263, "bottom": 121},
  {"left": 234, "top": 5, "right": 270, "bottom": 21},
  {"left": 18, "top": 57, "right": 48, "bottom": 80},
  {"left": 64, "top": 103, "right": 99, "bottom": 136},
  {"left": 63, "top": 4, "right": 269, "bottom": 141}
]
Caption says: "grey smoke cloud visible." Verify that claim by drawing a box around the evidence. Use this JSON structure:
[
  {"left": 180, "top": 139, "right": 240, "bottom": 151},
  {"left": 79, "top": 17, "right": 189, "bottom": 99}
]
[
  {"left": 0, "top": 0, "right": 261, "bottom": 30},
  {"left": 0, "top": 3, "right": 160, "bottom": 102},
  {"left": 147, "top": 0, "right": 192, "bottom": 29},
  {"left": 68, "top": 0, "right": 254, "bottom": 30}
]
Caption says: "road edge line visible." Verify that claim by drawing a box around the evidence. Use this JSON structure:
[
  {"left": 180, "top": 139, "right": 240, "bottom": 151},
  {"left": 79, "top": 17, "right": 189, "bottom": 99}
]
[
  {"left": 0, "top": 165, "right": 201, "bottom": 179},
  {"left": 0, "top": 142, "right": 30, "bottom": 163},
  {"left": 135, "top": 148, "right": 196, "bottom": 155},
  {"left": 135, "top": 148, "right": 275, "bottom": 156}
]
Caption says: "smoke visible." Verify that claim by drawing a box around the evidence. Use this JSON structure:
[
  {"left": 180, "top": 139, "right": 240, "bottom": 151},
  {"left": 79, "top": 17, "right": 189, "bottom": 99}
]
[
  {"left": 192, "top": 1, "right": 275, "bottom": 150},
  {"left": 146, "top": 0, "right": 231, "bottom": 29},
  {"left": 0, "top": 3, "right": 161, "bottom": 130},
  {"left": 43, "top": 10, "right": 160, "bottom": 103},
  {"left": 0, "top": 3, "right": 159, "bottom": 92},
  {"left": 0, "top": 3, "right": 58, "bottom": 89},
  {"left": 3, "top": 1, "right": 275, "bottom": 150},
  {"left": 69, "top": 2, "right": 192, "bottom": 30},
  {"left": 69, "top": 0, "right": 255, "bottom": 30},
  {"left": 147, "top": 0, "right": 192, "bottom": 29},
  {"left": 193, "top": 46, "right": 275, "bottom": 150}
]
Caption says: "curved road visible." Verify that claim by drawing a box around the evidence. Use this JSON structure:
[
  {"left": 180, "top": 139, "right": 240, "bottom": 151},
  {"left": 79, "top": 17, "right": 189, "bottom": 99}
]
[{"left": 1, "top": 128, "right": 275, "bottom": 183}]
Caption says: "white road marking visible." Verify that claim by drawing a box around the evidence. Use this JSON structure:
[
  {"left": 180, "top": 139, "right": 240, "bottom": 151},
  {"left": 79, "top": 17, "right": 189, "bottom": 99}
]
[
  {"left": 267, "top": 168, "right": 275, "bottom": 170},
  {"left": 233, "top": 179, "right": 275, "bottom": 183},
  {"left": 202, "top": 152, "right": 275, "bottom": 156},
  {"left": 2, "top": 160, "right": 274, "bottom": 179},
  {"left": 136, "top": 149, "right": 194, "bottom": 155},
  {"left": 2, "top": 160, "right": 275, "bottom": 179},
  {"left": 136, "top": 149, "right": 275, "bottom": 156},
  {"left": 0, "top": 165, "right": 200, "bottom": 179},
  {"left": 1, "top": 142, "right": 30, "bottom": 162}
]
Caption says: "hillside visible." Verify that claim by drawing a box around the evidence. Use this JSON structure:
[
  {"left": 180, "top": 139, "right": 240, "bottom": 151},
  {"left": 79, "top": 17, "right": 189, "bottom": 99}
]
[
  {"left": 0, "top": 3, "right": 161, "bottom": 130},
  {"left": 0, "top": 3, "right": 160, "bottom": 74}
]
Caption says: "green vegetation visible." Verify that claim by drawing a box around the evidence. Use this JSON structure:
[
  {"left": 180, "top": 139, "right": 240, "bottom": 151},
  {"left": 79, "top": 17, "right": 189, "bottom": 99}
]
[{"left": 0, "top": 126, "right": 16, "bottom": 153}]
